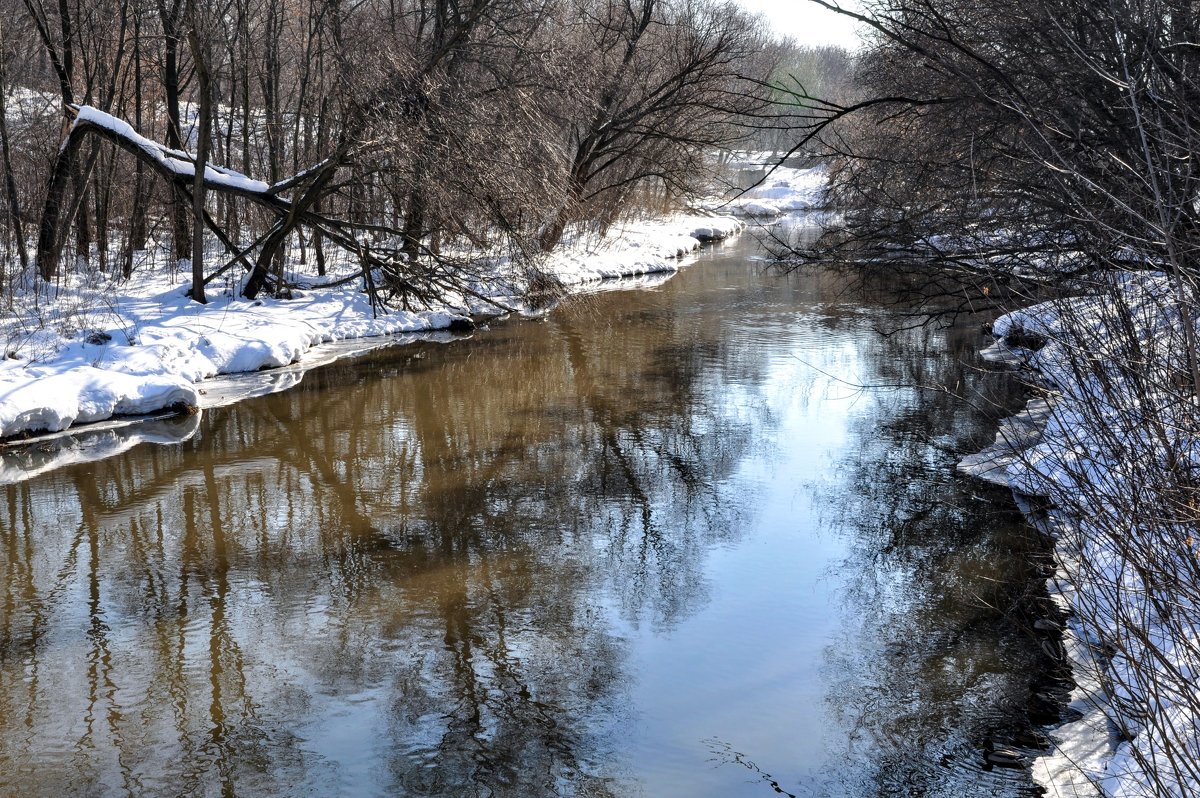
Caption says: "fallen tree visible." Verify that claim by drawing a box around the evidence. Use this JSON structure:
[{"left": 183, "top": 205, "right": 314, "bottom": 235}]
[{"left": 35, "top": 103, "right": 516, "bottom": 312}]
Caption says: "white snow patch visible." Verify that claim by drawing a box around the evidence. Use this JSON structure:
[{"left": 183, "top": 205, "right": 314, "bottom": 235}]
[{"left": 720, "top": 166, "right": 827, "bottom": 217}]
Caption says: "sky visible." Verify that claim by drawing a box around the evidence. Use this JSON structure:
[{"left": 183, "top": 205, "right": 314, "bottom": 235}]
[{"left": 735, "top": 0, "right": 864, "bottom": 49}]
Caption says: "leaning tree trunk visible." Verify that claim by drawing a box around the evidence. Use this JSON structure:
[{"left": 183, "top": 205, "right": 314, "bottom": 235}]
[
  {"left": 242, "top": 159, "right": 340, "bottom": 299},
  {"left": 539, "top": 166, "right": 588, "bottom": 252},
  {"left": 36, "top": 122, "right": 88, "bottom": 281},
  {"left": 37, "top": 106, "right": 463, "bottom": 314}
]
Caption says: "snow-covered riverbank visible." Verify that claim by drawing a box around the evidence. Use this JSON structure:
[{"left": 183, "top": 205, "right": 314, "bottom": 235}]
[
  {"left": 961, "top": 273, "right": 1200, "bottom": 798},
  {"left": 0, "top": 213, "right": 739, "bottom": 442},
  {"left": 0, "top": 164, "right": 822, "bottom": 451}
]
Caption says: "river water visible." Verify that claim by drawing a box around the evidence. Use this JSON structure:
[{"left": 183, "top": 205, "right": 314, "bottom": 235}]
[{"left": 0, "top": 229, "right": 1055, "bottom": 797}]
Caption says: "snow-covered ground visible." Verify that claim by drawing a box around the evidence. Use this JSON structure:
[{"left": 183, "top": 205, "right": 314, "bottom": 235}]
[
  {"left": 960, "top": 274, "right": 1200, "bottom": 798},
  {"left": 724, "top": 165, "right": 827, "bottom": 217}
]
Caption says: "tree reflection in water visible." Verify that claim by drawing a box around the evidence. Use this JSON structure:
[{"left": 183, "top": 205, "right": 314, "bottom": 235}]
[
  {"left": 820, "top": 310, "right": 1049, "bottom": 797},
  {"left": 0, "top": 262, "right": 766, "bottom": 797},
  {"left": 0, "top": 246, "right": 1048, "bottom": 798}
]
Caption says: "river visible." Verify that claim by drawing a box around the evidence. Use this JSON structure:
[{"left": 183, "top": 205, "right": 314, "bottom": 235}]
[{"left": 0, "top": 227, "right": 1057, "bottom": 797}]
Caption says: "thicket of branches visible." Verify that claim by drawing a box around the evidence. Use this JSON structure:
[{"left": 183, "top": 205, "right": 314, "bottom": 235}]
[
  {"left": 790, "top": 0, "right": 1200, "bottom": 792},
  {"left": 0, "top": 0, "right": 773, "bottom": 308},
  {"left": 798, "top": 0, "right": 1200, "bottom": 298}
]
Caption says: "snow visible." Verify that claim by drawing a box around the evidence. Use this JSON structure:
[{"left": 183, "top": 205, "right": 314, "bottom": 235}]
[
  {"left": 0, "top": 365, "right": 197, "bottom": 437},
  {"left": 960, "top": 273, "right": 1200, "bottom": 798},
  {"left": 718, "top": 164, "right": 827, "bottom": 217},
  {"left": 957, "top": 397, "right": 1052, "bottom": 485},
  {"left": 1030, "top": 528, "right": 1123, "bottom": 798},
  {"left": 74, "top": 105, "right": 271, "bottom": 193}
]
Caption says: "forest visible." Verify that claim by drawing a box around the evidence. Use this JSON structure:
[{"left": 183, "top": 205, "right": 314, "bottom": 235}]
[{"left": 0, "top": 0, "right": 787, "bottom": 307}]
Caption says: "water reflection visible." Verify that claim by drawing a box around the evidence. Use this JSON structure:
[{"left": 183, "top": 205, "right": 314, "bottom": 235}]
[
  {"left": 0, "top": 253, "right": 776, "bottom": 797},
  {"left": 0, "top": 412, "right": 201, "bottom": 485},
  {"left": 819, "top": 313, "right": 1048, "bottom": 797},
  {"left": 0, "top": 238, "right": 1043, "bottom": 797}
]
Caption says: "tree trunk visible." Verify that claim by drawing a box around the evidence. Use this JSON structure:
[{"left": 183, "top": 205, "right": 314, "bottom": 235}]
[
  {"left": 160, "top": 0, "right": 191, "bottom": 266},
  {"left": 94, "top": 153, "right": 111, "bottom": 274},
  {"left": 0, "top": 16, "right": 28, "bottom": 273},
  {"left": 262, "top": 0, "right": 285, "bottom": 287},
  {"left": 72, "top": 159, "right": 90, "bottom": 261},
  {"left": 36, "top": 119, "right": 87, "bottom": 281},
  {"left": 186, "top": 0, "right": 211, "bottom": 304},
  {"left": 124, "top": 15, "right": 147, "bottom": 278},
  {"left": 539, "top": 167, "right": 587, "bottom": 252},
  {"left": 401, "top": 186, "right": 426, "bottom": 263}
]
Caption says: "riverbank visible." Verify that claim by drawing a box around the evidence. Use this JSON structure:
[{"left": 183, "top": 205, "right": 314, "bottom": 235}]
[
  {"left": 961, "top": 273, "right": 1200, "bottom": 798},
  {"left": 0, "top": 141, "right": 832, "bottom": 442},
  {"left": 0, "top": 210, "right": 760, "bottom": 444}
]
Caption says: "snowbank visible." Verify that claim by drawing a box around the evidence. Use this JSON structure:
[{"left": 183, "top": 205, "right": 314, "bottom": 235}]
[
  {"left": 960, "top": 274, "right": 1200, "bottom": 798},
  {"left": 0, "top": 212, "right": 746, "bottom": 447}
]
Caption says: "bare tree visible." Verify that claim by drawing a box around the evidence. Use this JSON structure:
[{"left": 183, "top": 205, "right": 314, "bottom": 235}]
[
  {"left": 539, "top": 0, "right": 771, "bottom": 250},
  {"left": 2, "top": 0, "right": 778, "bottom": 309}
]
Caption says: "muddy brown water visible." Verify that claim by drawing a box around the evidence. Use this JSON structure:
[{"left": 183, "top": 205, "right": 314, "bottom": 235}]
[{"left": 0, "top": 230, "right": 1054, "bottom": 797}]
